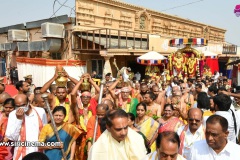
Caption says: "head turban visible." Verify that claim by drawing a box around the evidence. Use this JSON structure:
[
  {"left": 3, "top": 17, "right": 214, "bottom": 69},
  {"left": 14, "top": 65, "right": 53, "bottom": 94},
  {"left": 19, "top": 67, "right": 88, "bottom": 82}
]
[
  {"left": 81, "top": 91, "right": 91, "bottom": 97},
  {"left": 121, "top": 87, "right": 131, "bottom": 92}
]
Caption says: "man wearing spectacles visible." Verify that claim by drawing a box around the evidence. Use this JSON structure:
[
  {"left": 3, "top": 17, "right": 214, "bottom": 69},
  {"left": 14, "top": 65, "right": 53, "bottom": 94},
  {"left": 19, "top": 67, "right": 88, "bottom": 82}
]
[
  {"left": 142, "top": 131, "right": 186, "bottom": 160},
  {"left": 189, "top": 115, "right": 240, "bottom": 160},
  {"left": 177, "top": 108, "right": 205, "bottom": 159}
]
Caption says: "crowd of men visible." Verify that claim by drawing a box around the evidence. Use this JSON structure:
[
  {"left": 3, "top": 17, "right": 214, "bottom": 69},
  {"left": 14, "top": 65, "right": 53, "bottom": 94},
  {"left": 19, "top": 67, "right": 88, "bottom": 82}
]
[{"left": 0, "top": 68, "right": 240, "bottom": 160}]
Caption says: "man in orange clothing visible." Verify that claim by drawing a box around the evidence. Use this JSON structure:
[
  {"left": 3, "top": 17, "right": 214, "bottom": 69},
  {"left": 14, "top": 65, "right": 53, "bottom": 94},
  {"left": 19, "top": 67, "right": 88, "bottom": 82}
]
[{"left": 86, "top": 104, "right": 109, "bottom": 153}]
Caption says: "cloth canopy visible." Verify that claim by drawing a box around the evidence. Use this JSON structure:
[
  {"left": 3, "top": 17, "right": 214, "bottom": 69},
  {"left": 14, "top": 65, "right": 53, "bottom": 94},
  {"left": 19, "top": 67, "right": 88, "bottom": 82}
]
[
  {"left": 137, "top": 51, "right": 167, "bottom": 65},
  {"left": 169, "top": 38, "right": 208, "bottom": 47}
]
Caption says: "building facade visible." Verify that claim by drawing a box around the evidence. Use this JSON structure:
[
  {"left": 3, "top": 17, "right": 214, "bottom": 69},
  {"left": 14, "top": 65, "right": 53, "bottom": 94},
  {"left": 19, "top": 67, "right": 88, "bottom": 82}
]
[{"left": 73, "top": 0, "right": 226, "bottom": 76}]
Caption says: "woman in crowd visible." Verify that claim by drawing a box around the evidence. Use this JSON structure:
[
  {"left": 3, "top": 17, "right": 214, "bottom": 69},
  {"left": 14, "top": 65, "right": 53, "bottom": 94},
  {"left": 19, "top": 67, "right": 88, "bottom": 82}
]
[
  {"left": 135, "top": 102, "right": 159, "bottom": 152},
  {"left": 157, "top": 104, "right": 183, "bottom": 133},
  {"left": 0, "top": 98, "right": 15, "bottom": 159},
  {"left": 127, "top": 112, "right": 151, "bottom": 154},
  {"left": 209, "top": 97, "right": 216, "bottom": 113},
  {"left": 128, "top": 112, "right": 140, "bottom": 132},
  {"left": 39, "top": 106, "right": 81, "bottom": 160}
]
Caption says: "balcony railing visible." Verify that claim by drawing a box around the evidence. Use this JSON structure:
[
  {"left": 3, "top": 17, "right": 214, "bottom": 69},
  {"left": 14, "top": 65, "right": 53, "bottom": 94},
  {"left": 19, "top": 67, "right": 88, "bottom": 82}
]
[
  {"left": 222, "top": 44, "right": 237, "bottom": 55},
  {"left": 73, "top": 28, "right": 149, "bottom": 51}
]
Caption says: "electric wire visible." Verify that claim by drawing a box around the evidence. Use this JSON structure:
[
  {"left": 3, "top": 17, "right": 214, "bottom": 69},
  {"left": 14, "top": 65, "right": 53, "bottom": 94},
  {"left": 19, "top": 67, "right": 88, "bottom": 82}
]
[{"left": 161, "top": 0, "right": 204, "bottom": 12}]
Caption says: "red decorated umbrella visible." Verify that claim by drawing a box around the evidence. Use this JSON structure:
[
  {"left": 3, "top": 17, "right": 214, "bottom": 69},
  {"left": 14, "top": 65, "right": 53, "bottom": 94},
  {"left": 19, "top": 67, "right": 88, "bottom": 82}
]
[{"left": 137, "top": 51, "right": 167, "bottom": 65}]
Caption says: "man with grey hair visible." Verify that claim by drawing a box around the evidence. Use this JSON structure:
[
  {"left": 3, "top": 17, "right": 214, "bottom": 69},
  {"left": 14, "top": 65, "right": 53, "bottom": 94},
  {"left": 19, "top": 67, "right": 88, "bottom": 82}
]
[
  {"left": 189, "top": 115, "right": 240, "bottom": 160},
  {"left": 177, "top": 108, "right": 205, "bottom": 159}
]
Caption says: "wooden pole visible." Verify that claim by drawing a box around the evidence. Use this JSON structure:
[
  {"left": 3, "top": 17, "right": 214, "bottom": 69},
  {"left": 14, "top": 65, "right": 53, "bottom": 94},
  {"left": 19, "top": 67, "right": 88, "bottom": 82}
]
[
  {"left": 93, "top": 80, "right": 105, "bottom": 144},
  {"left": 41, "top": 93, "right": 67, "bottom": 160}
]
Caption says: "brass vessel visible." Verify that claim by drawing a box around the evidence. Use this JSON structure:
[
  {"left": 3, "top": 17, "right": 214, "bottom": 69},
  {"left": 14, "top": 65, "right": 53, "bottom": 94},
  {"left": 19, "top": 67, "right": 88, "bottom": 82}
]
[
  {"left": 80, "top": 78, "right": 91, "bottom": 91},
  {"left": 56, "top": 76, "right": 67, "bottom": 87},
  {"left": 55, "top": 65, "right": 68, "bottom": 87}
]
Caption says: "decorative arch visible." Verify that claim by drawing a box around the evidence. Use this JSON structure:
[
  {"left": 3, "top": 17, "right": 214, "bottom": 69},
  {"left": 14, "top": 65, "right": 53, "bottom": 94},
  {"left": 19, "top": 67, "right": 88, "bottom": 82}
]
[{"left": 135, "top": 9, "right": 151, "bottom": 31}]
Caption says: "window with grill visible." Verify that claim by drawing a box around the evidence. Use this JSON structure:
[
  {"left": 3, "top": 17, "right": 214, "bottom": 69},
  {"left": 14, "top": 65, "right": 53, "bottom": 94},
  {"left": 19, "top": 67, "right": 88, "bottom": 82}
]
[{"left": 91, "top": 59, "right": 103, "bottom": 78}]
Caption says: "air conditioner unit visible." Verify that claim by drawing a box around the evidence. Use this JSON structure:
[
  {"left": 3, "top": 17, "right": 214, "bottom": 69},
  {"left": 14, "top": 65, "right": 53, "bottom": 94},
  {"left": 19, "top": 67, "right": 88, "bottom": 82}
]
[
  {"left": 41, "top": 22, "right": 65, "bottom": 38},
  {"left": 8, "top": 30, "right": 28, "bottom": 42}
]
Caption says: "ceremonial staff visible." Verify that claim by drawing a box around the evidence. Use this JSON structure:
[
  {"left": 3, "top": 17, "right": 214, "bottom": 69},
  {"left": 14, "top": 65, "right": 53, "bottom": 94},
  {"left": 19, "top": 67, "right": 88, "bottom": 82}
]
[
  {"left": 41, "top": 93, "right": 67, "bottom": 160},
  {"left": 92, "top": 79, "right": 105, "bottom": 144}
]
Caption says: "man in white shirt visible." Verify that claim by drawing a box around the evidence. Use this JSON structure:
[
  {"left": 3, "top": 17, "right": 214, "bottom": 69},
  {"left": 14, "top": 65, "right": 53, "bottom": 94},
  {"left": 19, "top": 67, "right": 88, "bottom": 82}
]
[
  {"left": 171, "top": 76, "right": 179, "bottom": 87},
  {"left": 177, "top": 108, "right": 205, "bottom": 159},
  {"left": 5, "top": 94, "right": 47, "bottom": 160},
  {"left": 142, "top": 131, "right": 186, "bottom": 160},
  {"left": 213, "top": 93, "right": 240, "bottom": 143},
  {"left": 88, "top": 109, "right": 147, "bottom": 160},
  {"left": 134, "top": 71, "right": 141, "bottom": 81},
  {"left": 213, "top": 71, "right": 220, "bottom": 83},
  {"left": 189, "top": 115, "right": 240, "bottom": 160}
]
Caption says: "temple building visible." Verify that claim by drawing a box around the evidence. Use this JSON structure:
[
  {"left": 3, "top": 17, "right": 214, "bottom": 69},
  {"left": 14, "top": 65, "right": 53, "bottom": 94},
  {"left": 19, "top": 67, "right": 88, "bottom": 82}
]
[{"left": 0, "top": 0, "right": 238, "bottom": 85}]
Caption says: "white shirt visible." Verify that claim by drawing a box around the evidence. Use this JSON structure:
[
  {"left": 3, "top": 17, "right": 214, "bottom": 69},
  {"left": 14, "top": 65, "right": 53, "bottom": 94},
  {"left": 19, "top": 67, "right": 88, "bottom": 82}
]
[
  {"left": 213, "top": 72, "right": 219, "bottom": 83},
  {"left": 135, "top": 72, "right": 141, "bottom": 81},
  {"left": 215, "top": 108, "right": 240, "bottom": 143},
  {"left": 189, "top": 140, "right": 240, "bottom": 160},
  {"left": 177, "top": 125, "right": 205, "bottom": 159},
  {"left": 142, "top": 151, "right": 186, "bottom": 160},
  {"left": 6, "top": 107, "right": 47, "bottom": 160},
  {"left": 166, "top": 85, "right": 172, "bottom": 97}
]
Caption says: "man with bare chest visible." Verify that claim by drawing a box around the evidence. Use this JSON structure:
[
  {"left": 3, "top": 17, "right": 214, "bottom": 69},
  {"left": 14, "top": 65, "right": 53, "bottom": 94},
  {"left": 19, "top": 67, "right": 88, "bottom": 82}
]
[
  {"left": 138, "top": 83, "right": 149, "bottom": 102},
  {"left": 143, "top": 92, "right": 161, "bottom": 119},
  {"left": 152, "top": 85, "right": 165, "bottom": 114},
  {"left": 180, "top": 83, "right": 194, "bottom": 110}
]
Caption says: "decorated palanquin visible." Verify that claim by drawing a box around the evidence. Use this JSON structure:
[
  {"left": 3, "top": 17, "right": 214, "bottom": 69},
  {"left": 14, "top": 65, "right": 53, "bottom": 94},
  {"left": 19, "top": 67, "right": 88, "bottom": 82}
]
[
  {"left": 168, "top": 45, "right": 201, "bottom": 78},
  {"left": 168, "top": 38, "right": 208, "bottom": 78}
]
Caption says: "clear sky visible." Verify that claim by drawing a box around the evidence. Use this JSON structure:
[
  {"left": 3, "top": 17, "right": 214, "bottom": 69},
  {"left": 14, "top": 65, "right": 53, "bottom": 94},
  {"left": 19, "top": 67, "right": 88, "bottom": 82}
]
[{"left": 0, "top": 0, "right": 239, "bottom": 45}]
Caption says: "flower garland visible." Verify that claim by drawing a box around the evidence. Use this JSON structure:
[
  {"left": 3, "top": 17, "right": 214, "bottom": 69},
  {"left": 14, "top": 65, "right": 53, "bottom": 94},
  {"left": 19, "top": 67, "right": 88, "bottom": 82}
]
[
  {"left": 65, "top": 97, "right": 70, "bottom": 104},
  {"left": 79, "top": 104, "right": 92, "bottom": 132},
  {"left": 118, "top": 98, "right": 131, "bottom": 112},
  {"left": 79, "top": 103, "right": 91, "bottom": 115}
]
